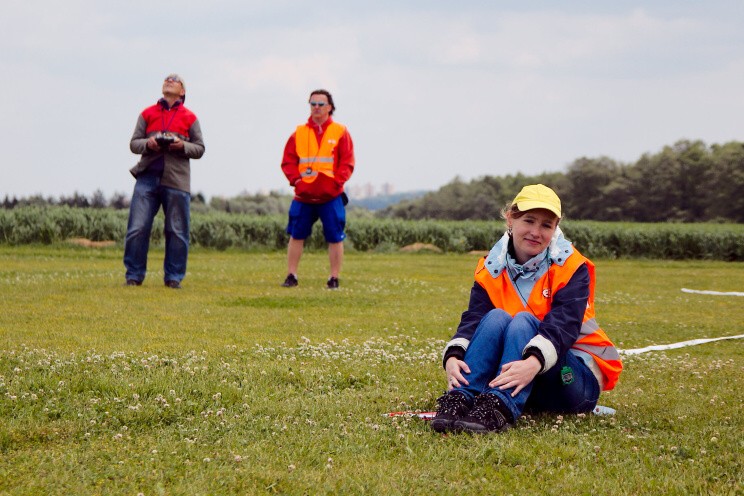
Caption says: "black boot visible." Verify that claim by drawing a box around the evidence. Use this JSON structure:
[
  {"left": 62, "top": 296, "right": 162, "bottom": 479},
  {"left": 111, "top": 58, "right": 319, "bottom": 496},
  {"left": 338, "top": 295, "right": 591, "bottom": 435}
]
[
  {"left": 431, "top": 391, "right": 471, "bottom": 433},
  {"left": 454, "top": 393, "right": 512, "bottom": 433}
]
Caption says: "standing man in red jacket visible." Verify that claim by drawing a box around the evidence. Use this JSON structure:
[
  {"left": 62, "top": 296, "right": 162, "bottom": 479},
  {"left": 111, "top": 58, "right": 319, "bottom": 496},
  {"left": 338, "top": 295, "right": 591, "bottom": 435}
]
[{"left": 280, "top": 89, "right": 355, "bottom": 289}]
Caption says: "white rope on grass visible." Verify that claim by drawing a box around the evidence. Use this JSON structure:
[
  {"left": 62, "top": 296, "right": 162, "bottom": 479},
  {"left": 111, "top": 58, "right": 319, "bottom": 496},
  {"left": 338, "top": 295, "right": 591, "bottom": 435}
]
[
  {"left": 619, "top": 334, "right": 744, "bottom": 356},
  {"left": 681, "top": 288, "right": 744, "bottom": 297}
]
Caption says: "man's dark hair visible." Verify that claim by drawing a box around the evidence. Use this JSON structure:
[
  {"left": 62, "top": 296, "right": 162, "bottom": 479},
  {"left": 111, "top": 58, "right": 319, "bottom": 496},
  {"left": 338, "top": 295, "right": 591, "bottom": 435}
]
[{"left": 309, "top": 89, "right": 335, "bottom": 115}]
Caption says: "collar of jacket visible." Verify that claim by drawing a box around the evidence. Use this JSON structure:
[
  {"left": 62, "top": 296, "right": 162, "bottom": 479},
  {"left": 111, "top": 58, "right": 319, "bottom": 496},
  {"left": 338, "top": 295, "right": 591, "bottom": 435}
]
[
  {"left": 158, "top": 98, "right": 183, "bottom": 110},
  {"left": 306, "top": 116, "right": 334, "bottom": 134},
  {"left": 483, "top": 227, "right": 574, "bottom": 279}
]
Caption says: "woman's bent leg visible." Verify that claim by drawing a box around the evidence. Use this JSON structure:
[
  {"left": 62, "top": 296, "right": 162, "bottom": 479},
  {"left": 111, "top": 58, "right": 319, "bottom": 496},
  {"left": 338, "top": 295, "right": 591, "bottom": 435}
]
[
  {"left": 453, "top": 309, "right": 512, "bottom": 401},
  {"left": 483, "top": 312, "right": 541, "bottom": 421}
]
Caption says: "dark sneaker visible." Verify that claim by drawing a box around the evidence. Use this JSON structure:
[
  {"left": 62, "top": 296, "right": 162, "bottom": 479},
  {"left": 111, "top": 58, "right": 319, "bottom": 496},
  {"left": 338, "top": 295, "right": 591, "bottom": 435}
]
[
  {"left": 164, "top": 280, "right": 182, "bottom": 289},
  {"left": 431, "top": 391, "right": 471, "bottom": 433},
  {"left": 326, "top": 277, "right": 339, "bottom": 289},
  {"left": 454, "top": 393, "right": 512, "bottom": 434},
  {"left": 125, "top": 279, "right": 142, "bottom": 286},
  {"left": 281, "top": 274, "right": 298, "bottom": 287}
]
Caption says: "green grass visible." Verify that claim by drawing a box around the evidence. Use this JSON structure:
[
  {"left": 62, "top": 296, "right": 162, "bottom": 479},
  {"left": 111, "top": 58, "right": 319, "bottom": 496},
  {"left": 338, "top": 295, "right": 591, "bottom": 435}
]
[{"left": 0, "top": 245, "right": 742, "bottom": 495}]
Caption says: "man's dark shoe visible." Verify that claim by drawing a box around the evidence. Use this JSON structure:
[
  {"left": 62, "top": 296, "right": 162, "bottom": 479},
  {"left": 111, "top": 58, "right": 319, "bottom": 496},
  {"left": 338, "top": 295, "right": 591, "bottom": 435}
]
[
  {"left": 453, "top": 393, "right": 512, "bottom": 434},
  {"left": 164, "top": 280, "right": 182, "bottom": 289},
  {"left": 281, "top": 274, "right": 298, "bottom": 287},
  {"left": 326, "top": 277, "right": 339, "bottom": 289},
  {"left": 125, "top": 279, "right": 142, "bottom": 286},
  {"left": 431, "top": 391, "right": 471, "bottom": 433}
]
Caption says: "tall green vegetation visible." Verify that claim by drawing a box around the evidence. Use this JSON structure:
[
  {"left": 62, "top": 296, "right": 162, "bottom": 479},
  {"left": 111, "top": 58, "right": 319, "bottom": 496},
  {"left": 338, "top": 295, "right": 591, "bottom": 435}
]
[
  {"left": 1, "top": 207, "right": 743, "bottom": 260},
  {"left": 379, "top": 140, "right": 744, "bottom": 222}
]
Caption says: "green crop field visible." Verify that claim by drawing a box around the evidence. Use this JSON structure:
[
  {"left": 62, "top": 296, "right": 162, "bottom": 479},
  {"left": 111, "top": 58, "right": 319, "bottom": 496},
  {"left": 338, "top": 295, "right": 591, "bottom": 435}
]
[{"left": 1, "top": 245, "right": 742, "bottom": 494}]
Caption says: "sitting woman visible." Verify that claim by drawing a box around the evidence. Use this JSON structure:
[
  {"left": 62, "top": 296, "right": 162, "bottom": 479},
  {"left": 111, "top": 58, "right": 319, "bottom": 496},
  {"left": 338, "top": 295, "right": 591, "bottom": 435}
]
[{"left": 432, "top": 184, "right": 622, "bottom": 434}]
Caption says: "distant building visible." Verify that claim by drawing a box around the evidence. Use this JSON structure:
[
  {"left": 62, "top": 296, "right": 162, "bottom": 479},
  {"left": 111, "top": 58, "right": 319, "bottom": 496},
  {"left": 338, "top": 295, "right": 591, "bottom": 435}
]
[{"left": 347, "top": 182, "right": 396, "bottom": 199}]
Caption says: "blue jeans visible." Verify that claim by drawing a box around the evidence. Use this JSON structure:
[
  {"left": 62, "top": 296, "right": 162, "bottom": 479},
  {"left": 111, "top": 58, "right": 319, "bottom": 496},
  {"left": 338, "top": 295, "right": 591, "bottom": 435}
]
[
  {"left": 123, "top": 174, "right": 190, "bottom": 283},
  {"left": 453, "top": 309, "right": 599, "bottom": 421}
]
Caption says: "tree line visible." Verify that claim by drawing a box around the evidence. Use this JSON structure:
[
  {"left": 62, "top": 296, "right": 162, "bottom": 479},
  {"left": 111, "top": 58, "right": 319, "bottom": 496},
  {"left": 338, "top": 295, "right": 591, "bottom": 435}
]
[
  {"left": 378, "top": 139, "right": 744, "bottom": 223},
  {"left": 0, "top": 190, "right": 288, "bottom": 216},
  {"left": 4, "top": 139, "right": 743, "bottom": 222}
]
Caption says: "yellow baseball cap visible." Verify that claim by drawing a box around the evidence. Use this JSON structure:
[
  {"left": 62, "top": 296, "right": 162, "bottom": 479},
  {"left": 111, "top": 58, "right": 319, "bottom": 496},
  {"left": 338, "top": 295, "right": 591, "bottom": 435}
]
[{"left": 512, "top": 184, "right": 561, "bottom": 218}]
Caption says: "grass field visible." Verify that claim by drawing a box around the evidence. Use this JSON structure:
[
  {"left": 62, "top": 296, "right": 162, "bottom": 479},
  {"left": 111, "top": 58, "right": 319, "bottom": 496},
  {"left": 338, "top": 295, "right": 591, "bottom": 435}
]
[{"left": 1, "top": 245, "right": 742, "bottom": 495}]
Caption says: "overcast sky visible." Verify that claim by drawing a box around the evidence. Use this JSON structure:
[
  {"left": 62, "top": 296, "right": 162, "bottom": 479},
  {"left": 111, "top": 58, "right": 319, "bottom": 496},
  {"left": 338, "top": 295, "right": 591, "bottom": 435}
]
[{"left": 2, "top": 1, "right": 743, "bottom": 200}]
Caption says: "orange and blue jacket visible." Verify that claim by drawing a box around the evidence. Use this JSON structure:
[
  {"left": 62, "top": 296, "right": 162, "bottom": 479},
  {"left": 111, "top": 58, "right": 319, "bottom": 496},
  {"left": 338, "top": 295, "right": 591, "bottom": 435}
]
[{"left": 443, "top": 231, "right": 622, "bottom": 391}]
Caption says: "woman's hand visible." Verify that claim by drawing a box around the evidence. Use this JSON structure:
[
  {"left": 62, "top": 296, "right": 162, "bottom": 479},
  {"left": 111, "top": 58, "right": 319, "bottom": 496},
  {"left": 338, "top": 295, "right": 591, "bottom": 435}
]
[
  {"left": 489, "top": 356, "right": 541, "bottom": 397},
  {"left": 445, "top": 356, "right": 470, "bottom": 390}
]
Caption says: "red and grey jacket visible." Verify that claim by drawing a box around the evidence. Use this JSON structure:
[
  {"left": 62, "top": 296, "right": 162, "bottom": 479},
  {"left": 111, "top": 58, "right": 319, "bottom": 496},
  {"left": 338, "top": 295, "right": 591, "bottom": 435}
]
[
  {"left": 443, "top": 231, "right": 622, "bottom": 391},
  {"left": 281, "top": 117, "right": 355, "bottom": 204},
  {"left": 129, "top": 99, "right": 205, "bottom": 193}
]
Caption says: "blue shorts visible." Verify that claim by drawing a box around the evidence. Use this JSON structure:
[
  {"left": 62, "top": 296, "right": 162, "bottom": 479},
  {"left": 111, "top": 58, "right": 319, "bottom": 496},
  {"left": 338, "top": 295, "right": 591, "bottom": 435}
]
[{"left": 286, "top": 196, "right": 346, "bottom": 243}]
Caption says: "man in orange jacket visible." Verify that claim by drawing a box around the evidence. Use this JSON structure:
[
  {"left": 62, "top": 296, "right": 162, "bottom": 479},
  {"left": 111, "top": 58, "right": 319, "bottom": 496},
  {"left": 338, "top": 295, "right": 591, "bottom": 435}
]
[{"left": 280, "top": 89, "right": 355, "bottom": 289}]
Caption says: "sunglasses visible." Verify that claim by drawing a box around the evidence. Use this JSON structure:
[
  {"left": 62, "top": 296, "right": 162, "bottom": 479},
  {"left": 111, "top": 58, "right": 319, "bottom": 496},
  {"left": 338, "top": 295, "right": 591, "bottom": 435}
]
[
  {"left": 309, "top": 101, "right": 327, "bottom": 107},
  {"left": 164, "top": 77, "right": 182, "bottom": 84}
]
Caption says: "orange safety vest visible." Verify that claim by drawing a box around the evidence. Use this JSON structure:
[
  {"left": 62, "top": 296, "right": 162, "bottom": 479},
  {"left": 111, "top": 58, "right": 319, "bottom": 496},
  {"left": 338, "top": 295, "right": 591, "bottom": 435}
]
[
  {"left": 295, "top": 122, "right": 346, "bottom": 183},
  {"left": 474, "top": 248, "right": 622, "bottom": 391}
]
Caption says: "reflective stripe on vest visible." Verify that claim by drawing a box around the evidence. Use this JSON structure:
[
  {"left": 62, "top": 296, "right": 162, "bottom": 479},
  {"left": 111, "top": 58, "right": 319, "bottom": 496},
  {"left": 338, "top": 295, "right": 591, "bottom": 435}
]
[
  {"left": 474, "top": 249, "right": 622, "bottom": 391},
  {"left": 295, "top": 122, "right": 346, "bottom": 183}
]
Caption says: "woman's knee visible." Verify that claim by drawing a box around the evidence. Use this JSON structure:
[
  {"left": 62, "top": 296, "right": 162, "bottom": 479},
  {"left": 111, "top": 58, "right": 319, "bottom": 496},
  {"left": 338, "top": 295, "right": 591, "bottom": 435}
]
[
  {"left": 472, "top": 309, "right": 511, "bottom": 342},
  {"left": 479, "top": 308, "right": 511, "bottom": 330},
  {"left": 505, "top": 312, "right": 540, "bottom": 339}
]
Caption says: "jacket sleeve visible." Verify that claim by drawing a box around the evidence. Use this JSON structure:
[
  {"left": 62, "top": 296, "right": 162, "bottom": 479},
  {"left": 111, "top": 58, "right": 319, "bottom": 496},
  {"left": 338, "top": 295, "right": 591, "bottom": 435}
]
[
  {"left": 442, "top": 282, "right": 494, "bottom": 368},
  {"left": 129, "top": 115, "right": 149, "bottom": 155},
  {"left": 523, "top": 263, "right": 590, "bottom": 373},
  {"left": 281, "top": 133, "right": 301, "bottom": 186},
  {"left": 182, "top": 119, "right": 205, "bottom": 159},
  {"left": 333, "top": 130, "right": 355, "bottom": 186}
]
